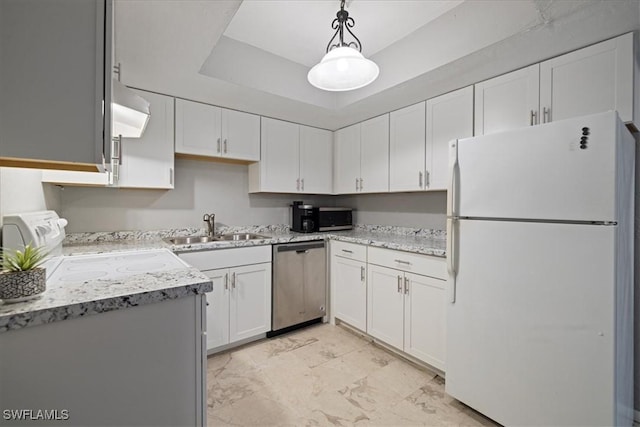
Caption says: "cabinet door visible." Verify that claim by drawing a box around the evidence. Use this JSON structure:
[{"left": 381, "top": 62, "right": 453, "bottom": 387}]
[
  {"left": 334, "top": 124, "right": 361, "bottom": 194},
  {"left": 221, "top": 109, "right": 260, "bottom": 161},
  {"left": 119, "top": 90, "right": 175, "bottom": 189},
  {"left": 0, "top": 0, "right": 107, "bottom": 166},
  {"left": 204, "top": 268, "right": 230, "bottom": 351},
  {"left": 299, "top": 126, "right": 333, "bottom": 194},
  {"left": 360, "top": 114, "right": 389, "bottom": 193},
  {"left": 366, "top": 265, "right": 404, "bottom": 349},
  {"left": 540, "top": 33, "right": 634, "bottom": 125},
  {"left": 175, "top": 98, "right": 221, "bottom": 157},
  {"left": 426, "top": 86, "right": 473, "bottom": 191},
  {"left": 229, "top": 262, "right": 272, "bottom": 343},
  {"left": 403, "top": 272, "right": 446, "bottom": 371},
  {"left": 259, "top": 117, "right": 299, "bottom": 192},
  {"left": 331, "top": 255, "right": 367, "bottom": 332},
  {"left": 389, "top": 102, "right": 426, "bottom": 192},
  {"left": 474, "top": 64, "right": 539, "bottom": 136}
]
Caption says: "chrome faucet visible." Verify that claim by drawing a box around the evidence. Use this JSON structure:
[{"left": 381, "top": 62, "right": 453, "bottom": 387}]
[{"left": 203, "top": 213, "right": 215, "bottom": 237}]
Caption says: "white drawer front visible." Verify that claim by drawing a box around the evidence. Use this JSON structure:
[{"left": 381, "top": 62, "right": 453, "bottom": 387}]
[
  {"left": 331, "top": 240, "right": 367, "bottom": 262},
  {"left": 178, "top": 245, "right": 271, "bottom": 271},
  {"left": 368, "top": 246, "right": 446, "bottom": 279}
]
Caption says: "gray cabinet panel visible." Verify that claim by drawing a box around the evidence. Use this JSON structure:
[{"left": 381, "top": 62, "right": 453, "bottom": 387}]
[{"left": 0, "top": 0, "right": 110, "bottom": 165}]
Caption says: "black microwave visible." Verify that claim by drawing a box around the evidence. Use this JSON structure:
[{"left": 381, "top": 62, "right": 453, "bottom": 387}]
[{"left": 314, "top": 207, "right": 353, "bottom": 231}]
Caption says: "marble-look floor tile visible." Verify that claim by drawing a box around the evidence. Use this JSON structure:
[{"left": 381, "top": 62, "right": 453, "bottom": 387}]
[{"left": 207, "top": 323, "right": 499, "bottom": 427}]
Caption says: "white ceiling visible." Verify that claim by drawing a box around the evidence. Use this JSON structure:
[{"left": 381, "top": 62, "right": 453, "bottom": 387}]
[
  {"left": 223, "top": 0, "right": 463, "bottom": 67},
  {"left": 115, "top": 0, "right": 640, "bottom": 130}
]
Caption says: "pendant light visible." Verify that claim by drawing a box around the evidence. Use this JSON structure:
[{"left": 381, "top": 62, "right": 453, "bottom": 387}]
[{"left": 307, "top": 0, "right": 379, "bottom": 92}]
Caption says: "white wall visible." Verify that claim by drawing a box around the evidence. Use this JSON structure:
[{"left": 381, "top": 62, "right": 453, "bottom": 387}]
[
  {"left": 0, "top": 168, "right": 60, "bottom": 227},
  {"left": 57, "top": 158, "right": 335, "bottom": 233},
  {"left": 337, "top": 192, "right": 446, "bottom": 230}
]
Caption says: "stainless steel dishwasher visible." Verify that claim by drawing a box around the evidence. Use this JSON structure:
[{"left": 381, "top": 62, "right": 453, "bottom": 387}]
[{"left": 270, "top": 241, "right": 326, "bottom": 336}]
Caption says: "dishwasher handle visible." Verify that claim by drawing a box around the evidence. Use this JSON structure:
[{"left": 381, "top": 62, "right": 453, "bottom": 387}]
[{"left": 276, "top": 242, "right": 325, "bottom": 252}]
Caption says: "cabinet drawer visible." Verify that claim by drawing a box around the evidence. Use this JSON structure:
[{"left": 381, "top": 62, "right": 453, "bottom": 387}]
[
  {"left": 178, "top": 245, "right": 271, "bottom": 271},
  {"left": 368, "top": 247, "right": 446, "bottom": 279},
  {"left": 331, "top": 240, "right": 367, "bottom": 262}
]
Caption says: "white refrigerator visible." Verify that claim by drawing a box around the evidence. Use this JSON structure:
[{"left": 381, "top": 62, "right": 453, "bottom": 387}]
[{"left": 445, "top": 111, "right": 635, "bottom": 426}]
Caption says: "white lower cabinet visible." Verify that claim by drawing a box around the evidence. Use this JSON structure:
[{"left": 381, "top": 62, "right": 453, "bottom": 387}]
[
  {"left": 179, "top": 246, "right": 271, "bottom": 353},
  {"left": 366, "top": 263, "right": 446, "bottom": 371},
  {"left": 331, "top": 254, "right": 367, "bottom": 332}
]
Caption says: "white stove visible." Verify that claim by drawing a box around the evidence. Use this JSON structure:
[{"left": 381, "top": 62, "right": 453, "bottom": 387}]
[
  {"left": 48, "top": 249, "right": 189, "bottom": 285},
  {"left": 2, "top": 211, "right": 189, "bottom": 284}
]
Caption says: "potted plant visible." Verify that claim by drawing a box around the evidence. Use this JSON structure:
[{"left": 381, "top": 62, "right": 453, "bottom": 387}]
[{"left": 0, "top": 244, "right": 48, "bottom": 303}]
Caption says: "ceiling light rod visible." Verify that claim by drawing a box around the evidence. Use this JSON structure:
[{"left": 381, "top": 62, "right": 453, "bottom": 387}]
[{"left": 326, "top": 0, "right": 362, "bottom": 53}]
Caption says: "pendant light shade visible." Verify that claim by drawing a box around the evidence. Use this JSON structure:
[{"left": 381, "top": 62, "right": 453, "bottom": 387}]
[
  {"left": 308, "top": 47, "right": 379, "bottom": 92},
  {"left": 308, "top": 0, "right": 379, "bottom": 92}
]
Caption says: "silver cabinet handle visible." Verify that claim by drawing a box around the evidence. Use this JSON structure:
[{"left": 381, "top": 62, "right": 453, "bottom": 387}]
[
  {"left": 360, "top": 266, "right": 365, "bottom": 282},
  {"left": 224, "top": 273, "right": 229, "bottom": 290},
  {"left": 169, "top": 167, "right": 174, "bottom": 186},
  {"left": 355, "top": 178, "right": 359, "bottom": 191},
  {"left": 231, "top": 272, "right": 236, "bottom": 289},
  {"left": 341, "top": 249, "right": 353, "bottom": 254},
  {"left": 296, "top": 178, "right": 300, "bottom": 191},
  {"left": 404, "top": 276, "right": 409, "bottom": 294},
  {"left": 419, "top": 171, "right": 423, "bottom": 188},
  {"left": 394, "top": 259, "right": 411, "bottom": 265},
  {"left": 301, "top": 178, "right": 304, "bottom": 191},
  {"left": 217, "top": 138, "right": 221, "bottom": 153},
  {"left": 397, "top": 275, "right": 403, "bottom": 293},
  {"left": 223, "top": 138, "right": 228, "bottom": 153},
  {"left": 543, "top": 107, "right": 550, "bottom": 123},
  {"left": 425, "top": 171, "right": 430, "bottom": 188},
  {"left": 530, "top": 110, "right": 538, "bottom": 126},
  {"left": 359, "top": 178, "right": 363, "bottom": 191}
]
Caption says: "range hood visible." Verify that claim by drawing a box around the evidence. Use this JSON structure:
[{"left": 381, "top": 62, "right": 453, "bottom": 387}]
[{"left": 111, "top": 79, "right": 150, "bottom": 138}]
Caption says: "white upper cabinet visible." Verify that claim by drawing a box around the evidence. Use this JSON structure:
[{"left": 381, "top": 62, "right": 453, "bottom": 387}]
[
  {"left": 175, "top": 99, "right": 260, "bottom": 161},
  {"left": 249, "top": 118, "right": 333, "bottom": 194},
  {"left": 540, "top": 32, "right": 636, "bottom": 126},
  {"left": 426, "top": 86, "right": 474, "bottom": 191},
  {"left": 221, "top": 109, "right": 260, "bottom": 161},
  {"left": 390, "top": 102, "right": 426, "bottom": 192},
  {"left": 299, "top": 125, "right": 333, "bottom": 194},
  {"left": 118, "top": 90, "right": 175, "bottom": 189},
  {"left": 334, "top": 124, "right": 361, "bottom": 194},
  {"left": 476, "top": 33, "right": 638, "bottom": 136},
  {"left": 334, "top": 115, "right": 389, "bottom": 194},
  {"left": 175, "top": 98, "right": 221, "bottom": 157},
  {"left": 252, "top": 117, "right": 299, "bottom": 193},
  {"left": 359, "top": 115, "right": 390, "bottom": 193},
  {"left": 43, "top": 89, "right": 175, "bottom": 189},
  {"left": 0, "top": 0, "right": 110, "bottom": 169},
  {"left": 474, "top": 64, "right": 540, "bottom": 136}
]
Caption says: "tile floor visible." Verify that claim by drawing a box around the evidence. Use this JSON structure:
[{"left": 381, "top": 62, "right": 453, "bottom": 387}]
[{"left": 206, "top": 323, "right": 498, "bottom": 426}]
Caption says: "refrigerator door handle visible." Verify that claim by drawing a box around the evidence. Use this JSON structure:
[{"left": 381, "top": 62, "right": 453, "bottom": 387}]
[
  {"left": 447, "top": 140, "right": 459, "bottom": 217},
  {"left": 446, "top": 217, "right": 457, "bottom": 303}
]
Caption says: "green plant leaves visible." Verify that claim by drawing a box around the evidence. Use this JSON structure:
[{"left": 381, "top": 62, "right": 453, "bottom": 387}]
[{"left": 0, "top": 244, "right": 49, "bottom": 272}]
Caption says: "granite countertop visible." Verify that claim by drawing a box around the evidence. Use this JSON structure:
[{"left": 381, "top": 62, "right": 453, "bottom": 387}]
[
  {"left": 1, "top": 224, "right": 444, "bottom": 334},
  {"left": 62, "top": 225, "right": 447, "bottom": 258},
  {"left": 0, "top": 255, "right": 212, "bottom": 333}
]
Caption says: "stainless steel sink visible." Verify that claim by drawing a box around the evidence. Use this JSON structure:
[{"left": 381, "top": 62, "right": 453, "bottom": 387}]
[
  {"left": 165, "top": 236, "right": 217, "bottom": 245},
  {"left": 214, "top": 233, "right": 267, "bottom": 241},
  {"left": 165, "top": 233, "right": 268, "bottom": 245}
]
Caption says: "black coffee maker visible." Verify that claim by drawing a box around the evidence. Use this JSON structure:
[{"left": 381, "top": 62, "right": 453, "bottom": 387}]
[{"left": 291, "top": 201, "right": 316, "bottom": 233}]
